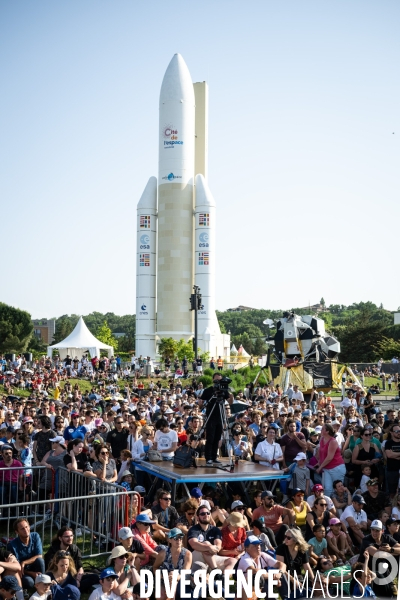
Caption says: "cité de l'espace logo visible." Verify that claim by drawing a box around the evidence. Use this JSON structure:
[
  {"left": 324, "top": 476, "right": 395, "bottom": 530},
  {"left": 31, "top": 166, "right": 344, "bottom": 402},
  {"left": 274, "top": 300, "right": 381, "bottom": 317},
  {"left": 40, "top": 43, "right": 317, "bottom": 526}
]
[{"left": 163, "top": 124, "right": 183, "bottom": 147}]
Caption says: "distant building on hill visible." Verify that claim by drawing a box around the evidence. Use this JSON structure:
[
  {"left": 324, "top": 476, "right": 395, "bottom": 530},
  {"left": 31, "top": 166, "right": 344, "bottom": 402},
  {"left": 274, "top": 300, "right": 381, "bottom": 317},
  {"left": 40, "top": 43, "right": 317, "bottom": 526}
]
[
  {"left": 298, "top": 303, "right": 326, "bottom": 314},
  {"left": 227, "top": 305, "right": 256, "bottom": 312},
  {"left": 32, "top": 319, "right": 56, "bottom": 344}
]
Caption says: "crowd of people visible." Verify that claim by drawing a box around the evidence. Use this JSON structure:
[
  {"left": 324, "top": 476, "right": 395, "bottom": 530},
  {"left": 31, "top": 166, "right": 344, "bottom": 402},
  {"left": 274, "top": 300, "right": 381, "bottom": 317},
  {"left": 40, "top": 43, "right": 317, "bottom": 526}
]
[{"left": 0, "top": 354, "right": 400, "bottom": 599}]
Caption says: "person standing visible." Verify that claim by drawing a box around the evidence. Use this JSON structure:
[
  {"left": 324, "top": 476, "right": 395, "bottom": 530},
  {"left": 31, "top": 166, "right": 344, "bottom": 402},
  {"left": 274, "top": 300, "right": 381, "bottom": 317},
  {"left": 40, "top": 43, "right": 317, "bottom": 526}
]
[
  {"left": 201, "top": 373, "right": 231, "bottom": 466},
  {"left": 315, "top": 424, "right": 346, "bottom": 497}
]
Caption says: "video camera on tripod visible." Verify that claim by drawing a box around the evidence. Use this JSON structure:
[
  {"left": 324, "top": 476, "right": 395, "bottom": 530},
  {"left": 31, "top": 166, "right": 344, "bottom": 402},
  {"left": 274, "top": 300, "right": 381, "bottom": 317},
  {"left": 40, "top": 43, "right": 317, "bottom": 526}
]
[{"left": 208, "top": 376, "right": 232, "bottom": 402}]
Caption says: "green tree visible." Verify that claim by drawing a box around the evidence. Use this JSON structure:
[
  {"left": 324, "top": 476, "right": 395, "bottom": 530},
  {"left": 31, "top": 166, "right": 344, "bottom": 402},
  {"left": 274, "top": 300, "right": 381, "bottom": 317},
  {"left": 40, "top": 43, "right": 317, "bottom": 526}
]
[
  {"left": 158, "top": 338, "right": 178, "bottom": 360},
  {"left": 53, "top": 316, "right": 74, "bottom": 344},
  {"left": 373, "top": 337, "right": 400, "bottom": 361},
  {"left": 0, "top": 302, "right": 33, "bottom": 352},
  {"left": 176, "top": 339, "right": 195, "bottom": 362},
  {"left": 96, "top": 321, "right": 118, "bottom": 351}
]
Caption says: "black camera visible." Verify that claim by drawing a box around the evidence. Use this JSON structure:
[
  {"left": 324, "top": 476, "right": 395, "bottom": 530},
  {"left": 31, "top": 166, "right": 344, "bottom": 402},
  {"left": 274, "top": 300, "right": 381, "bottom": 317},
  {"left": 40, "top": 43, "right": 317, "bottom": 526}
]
[{"left": 213, "top": 376, "right": 232, "bottom": 391}]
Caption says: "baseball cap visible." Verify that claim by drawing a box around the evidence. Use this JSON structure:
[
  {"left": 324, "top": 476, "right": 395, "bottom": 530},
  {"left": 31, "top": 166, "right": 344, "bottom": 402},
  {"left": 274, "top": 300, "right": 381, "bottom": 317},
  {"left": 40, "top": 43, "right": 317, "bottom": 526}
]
[
  {"left": 370, "top": 519, "right": 383, "bottom": 530},
  {"left": 167, "top": 527, "right": 183, "bottom": 539},
  {"left": 49, "top": 436, "right": 65, "bottom": 445},
  {"left": 312, "top": 484, "right": 324, "bottom": 492},
  {"left": 6, "top": 426, "right": 15, "bottom": 434},
  {"left": 314, "top": 426, "right": 322, "bottom": 433},
  {"left": 190, "top": 487, "right": 203, "bottom": 499},
  {"left": 118, "top": 527, "right": 133, "bottom": 540},
  {"left": 261, "top": 491, "right": 276, "bottom": 499},
  {"left": 135, "top": 513, "right": 156, "bottom": 524},
  {"left": 352, "top": 494, "right": 366, "bottom": 505},
  {"left": 294, "top": 452, "right": 307, "bottom": 461},
  {"left": 35, "top": 574, "right": 52, "bottom": 585},
  {"left": 0, "top": 577, "right": 22, "bottom": 592},
  {"left": 366, "top": 479, "right": 379, "bottom": 487},
  {"left": 329, "top": 518, "right": 341, "bottom": 526},
  {"left": 231, "top": 500, "right": 247, "bottom": 510},
  {"left": 244, "top": 535, "right": 261, "bottom": 547},
  {"left": 100, "top": 568, "right": 119, "bottom": 580},
  {"left": 318, "top": 391, "right": 324, "bottom": 396},
  {"left": 22, "top": 417, "right": 33, "bottom": 424},
  {"left": 134, "top": 485, "right": 146, "bottom": 494},
  {"left": 71, "top": 412, "right": 79, "bottom": 417}
]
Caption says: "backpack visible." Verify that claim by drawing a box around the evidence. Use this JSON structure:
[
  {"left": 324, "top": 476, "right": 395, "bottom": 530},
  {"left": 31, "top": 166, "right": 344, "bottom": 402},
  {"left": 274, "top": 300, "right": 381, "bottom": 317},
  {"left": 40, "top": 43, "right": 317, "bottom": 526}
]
[
  {"left": 52, "top": 584, "right": 80, "bottom": 600},
  {"left": 173, "top": 445, "right": 197, "bottom": 468}
]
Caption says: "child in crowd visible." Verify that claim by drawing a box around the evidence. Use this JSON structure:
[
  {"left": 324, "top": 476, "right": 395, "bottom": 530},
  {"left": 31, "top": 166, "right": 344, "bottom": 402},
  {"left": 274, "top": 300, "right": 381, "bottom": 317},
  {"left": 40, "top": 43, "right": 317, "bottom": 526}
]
[
  {"left": 29, "top": 574, "right": 52, "bottom": 600},
  {"left": 308, "top": 524, "right": 335, "bottom": 567},
  {"left": 287, "top": 453, "right": 311, "bottom": 495},
  {"left": 351, "top": 550, "right": 377, "bottom": 598},
  {"left": 326, "top": 518, "right": 352, "bottom": 563},
  {"left": 118, "top": 450, "right": 132, "bottom": 481},
  {"left": 359, "top": 464, "right": 372, "bottom": 494}
]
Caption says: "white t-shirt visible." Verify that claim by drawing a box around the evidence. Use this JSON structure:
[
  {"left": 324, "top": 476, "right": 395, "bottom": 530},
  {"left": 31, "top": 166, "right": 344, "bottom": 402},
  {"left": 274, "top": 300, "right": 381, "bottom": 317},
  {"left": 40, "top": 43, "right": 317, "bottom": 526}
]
[
  {"left": 341, "top": 505, "right": 367, "bottom": 528},
  {"left": 154, "top": 429, "right": 178, "bottom": 458},
  {"left": 238, "top": 550, "right": 277, "bottom": 572},
  {"left": 254, "top": 440, "right": 283, "bottom": 469},
  {"left": 88, "top": 588, "right": 121, "bottom": 600}
]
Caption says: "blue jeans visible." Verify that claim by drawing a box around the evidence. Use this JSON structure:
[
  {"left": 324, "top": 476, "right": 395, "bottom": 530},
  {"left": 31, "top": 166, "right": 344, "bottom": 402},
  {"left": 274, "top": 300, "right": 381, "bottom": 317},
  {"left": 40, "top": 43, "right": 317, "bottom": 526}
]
[
  {"left": 322, "top": 464, "right": 346, "bottom": 497},
  {"left": 310, "top": 400, "right": 317, "bottom": 414},
  {"left": 0, "top": 482, "right": 18, "bottom": 504},
  {"left": 22, "top": 557, "right": 45, "bottom": 588}
]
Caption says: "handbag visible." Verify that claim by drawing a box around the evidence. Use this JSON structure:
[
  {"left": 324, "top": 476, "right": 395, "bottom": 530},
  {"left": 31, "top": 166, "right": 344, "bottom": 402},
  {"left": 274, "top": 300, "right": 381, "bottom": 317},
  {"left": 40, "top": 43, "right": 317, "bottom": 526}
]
[
  {"left": 146, "top": 449, "right": 163, "bottom": 462},
  {"left": 173, "top": 445, "right": 197, "bottom": 468}
]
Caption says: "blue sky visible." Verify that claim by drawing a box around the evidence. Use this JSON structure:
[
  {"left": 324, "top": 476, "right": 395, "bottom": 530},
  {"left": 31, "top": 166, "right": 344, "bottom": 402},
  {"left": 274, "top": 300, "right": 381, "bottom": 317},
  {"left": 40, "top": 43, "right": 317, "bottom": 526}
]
[{"left": 1, "top": 1, "right": 399, "bottom": 318}]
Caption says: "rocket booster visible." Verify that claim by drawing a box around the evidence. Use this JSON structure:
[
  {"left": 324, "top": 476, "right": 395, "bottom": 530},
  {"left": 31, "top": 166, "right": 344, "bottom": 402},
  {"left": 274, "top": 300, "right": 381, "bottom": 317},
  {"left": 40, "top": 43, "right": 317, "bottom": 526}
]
[
  {"left": 135, "top": 176, "right": 157, "bottom": 358},
  {"left": 157, "top": 54, "right": 195, "bottom": 338}
]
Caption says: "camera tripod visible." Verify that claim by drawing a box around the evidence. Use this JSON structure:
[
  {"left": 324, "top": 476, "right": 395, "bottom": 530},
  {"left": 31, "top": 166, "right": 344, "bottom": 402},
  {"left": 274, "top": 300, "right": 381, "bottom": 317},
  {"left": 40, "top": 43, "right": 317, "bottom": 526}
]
[{"left": 197, "top": 395, "right": 234, "bottom": 472}]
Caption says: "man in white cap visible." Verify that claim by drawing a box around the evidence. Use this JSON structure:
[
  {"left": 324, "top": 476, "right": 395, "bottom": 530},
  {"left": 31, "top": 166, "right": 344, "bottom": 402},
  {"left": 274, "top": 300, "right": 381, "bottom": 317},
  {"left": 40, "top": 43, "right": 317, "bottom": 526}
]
[
  {"left": 237, "top": 536, "right": 285, "bottom": 591},
  {"left": 117, "top": 528, "right": 145, "bottom": 567},
  {"left": 359, "top": 519, "right": 400, "bottom": 598}
]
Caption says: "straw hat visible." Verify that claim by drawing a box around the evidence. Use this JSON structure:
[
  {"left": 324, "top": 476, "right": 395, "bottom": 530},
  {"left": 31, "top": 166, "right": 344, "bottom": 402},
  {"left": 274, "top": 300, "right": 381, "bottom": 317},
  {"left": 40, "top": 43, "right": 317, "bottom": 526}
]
[{"left": 225, "top": 512, "right": 246, "bottom": 528}]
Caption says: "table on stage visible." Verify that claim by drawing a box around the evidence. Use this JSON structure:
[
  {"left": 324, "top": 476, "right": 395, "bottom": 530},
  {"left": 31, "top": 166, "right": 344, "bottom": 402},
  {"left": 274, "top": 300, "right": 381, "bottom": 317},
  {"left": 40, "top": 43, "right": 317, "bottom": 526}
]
[{"left": 134, "top": 459, "right": 287, "bottom": 503}]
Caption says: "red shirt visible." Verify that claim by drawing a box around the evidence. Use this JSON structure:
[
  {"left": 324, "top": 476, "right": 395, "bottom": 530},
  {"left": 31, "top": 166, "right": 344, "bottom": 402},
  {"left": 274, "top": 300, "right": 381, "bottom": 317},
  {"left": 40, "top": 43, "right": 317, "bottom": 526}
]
[
  {"left": 252, "top": 505, "right": 286, "bottom": 533},
  {"left": 0, "top": 459, "right": 23, "bottom": 483},
  {"left": 221, "top": 526, "right": 247, "bottom": 556}
]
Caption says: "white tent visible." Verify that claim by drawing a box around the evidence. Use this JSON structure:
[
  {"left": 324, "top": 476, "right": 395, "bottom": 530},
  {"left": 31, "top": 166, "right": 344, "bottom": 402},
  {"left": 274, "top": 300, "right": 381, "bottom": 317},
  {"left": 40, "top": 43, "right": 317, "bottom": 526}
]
[
  {"left": 47, "top": 316, "right": 114, "bottom": 360},
  {"left": 230, "top": 344, "right": 238, "bottom": 354},
  {"left": 237, "top": 344, "right": 251, "bottom": 357}
]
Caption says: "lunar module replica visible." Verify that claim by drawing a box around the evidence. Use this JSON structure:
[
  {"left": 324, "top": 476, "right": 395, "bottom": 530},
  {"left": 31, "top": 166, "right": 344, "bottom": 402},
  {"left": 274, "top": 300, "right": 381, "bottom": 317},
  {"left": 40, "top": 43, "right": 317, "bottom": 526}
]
[{"left": 259, "top": 312, "right": 361, "bottom": 396}]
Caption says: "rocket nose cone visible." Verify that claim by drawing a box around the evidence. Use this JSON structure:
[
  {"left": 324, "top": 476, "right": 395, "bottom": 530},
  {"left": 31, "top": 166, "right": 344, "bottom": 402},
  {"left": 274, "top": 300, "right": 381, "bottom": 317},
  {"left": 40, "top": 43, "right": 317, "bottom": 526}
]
[
  {"left": 195, "top": 174, "right": 216, "bottom": 208},
  {"left": 137, "top": 176, "right": 157, "bottom": 209},
  {"left": 160, "top": 54, "right": 194, "bottom": 105}
]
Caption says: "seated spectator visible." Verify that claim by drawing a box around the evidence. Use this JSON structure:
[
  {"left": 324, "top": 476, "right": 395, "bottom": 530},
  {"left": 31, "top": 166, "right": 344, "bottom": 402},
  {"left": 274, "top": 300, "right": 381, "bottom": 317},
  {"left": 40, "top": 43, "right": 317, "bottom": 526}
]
[
  {"left": 0, "top": 577, "right": 23, "bottom": 600},
  {"left": 220, "top": 512, "right": 247, "bottom": 558},
  {"left": 306, "top": 496, "right": 336, "bottom": 540},
  {"left": 308, "top": 524, "right": 335, "bottom": 567},
  {"left": 287, "top": 488, "right": 311, "bottom": 533},
  {"left": 29, "top": 574, "right": 52, "bottom": 600},
  {"left": 341, "top": 494, "right": 368, "bottom": 547},
  {"left": 7, "top": 518, "right": 45, "bottom": 589},
  {"left": 252, "top": 491, "right": 295, "bottom": 546},
  {"left": 359, "top": 518, "right": 400, "bottom": 598},
  {"left": 331, "top": 480, "right": 352, "bottom": 517},
  {"left": 44, "top": 528, "right": 86, "bottom": 589},
  {"left": 152, "top": 528, "right": 192, "bottom": 600},
  {"left": 88, "top": 568, "right": 120, "bottom": 600},
  {"left": 385, "top": 518, "right": 400, "bottom": 542},
  {"left": 176, "top": 499, "right": 197, "bottom": 537},
  {"left": 315, "top": 556, "right": 352, "bottom": 596},
  {"left": 151, "top": 490, "right": 179, "bottom": 541},
  {"left": 106, "top": 546, "right": 139, "bottom": 589},
  {"left": 131, "top": 514, "right": 158, "bottom": 566},
  {"left": 117, "top": 528, "right": 145, "bottom": 569},
  {"left": 362, "top": 478, "right": 391, "bottom": 523},
  {"left": 237, "top": 535, "right": 284, "bottom": 597},
  {"left": 306, "top": 483, "right": 336, "bottom": 515},
  {"left": 187, "top": 506, "right": 236, "bottom": 571},
  {"left": 275, "top": 529, "right": 312, "bottom": 598},
  {"left": 45, "top": 551, "right": 79, "bottom": 591},
  {"left": 326, "top": 517, "right": 352, "bottom": 563},
  {"left": 0, "top": 548, "right": 22, "bottom": 590}
]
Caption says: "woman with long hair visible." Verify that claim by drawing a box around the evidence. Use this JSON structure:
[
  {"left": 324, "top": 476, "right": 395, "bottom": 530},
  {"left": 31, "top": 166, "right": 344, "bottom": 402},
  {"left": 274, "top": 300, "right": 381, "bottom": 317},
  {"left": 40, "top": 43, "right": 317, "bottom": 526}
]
[
  {"left": 33, "top": 416, "right": 54, "bottom": 464},
  {"left": 106, "top": 546, "right": 139, "bottom": 590},
  {"left": 46, "top": 550, "right": 79, "bottom": 589},
  {"left": 316, "top": 555, "right": 352, "bottom": 596},
  {"left": 351, "top": 427, "right": 380, "bottom": 486},
  {"left": 92, "top": 444, "right": 118, "bottom": 483},
  {"left": 39, "top": 436, "right": 67, "bottom": 500},
  {"left": 341, "top": 423, "right": 361, "bottom": 454},
  {"left": 276, "top": 528, "right": 313, "bottom": 598},
  {"left": 305, "top": 497, "right": 335, "bottom": 541}
]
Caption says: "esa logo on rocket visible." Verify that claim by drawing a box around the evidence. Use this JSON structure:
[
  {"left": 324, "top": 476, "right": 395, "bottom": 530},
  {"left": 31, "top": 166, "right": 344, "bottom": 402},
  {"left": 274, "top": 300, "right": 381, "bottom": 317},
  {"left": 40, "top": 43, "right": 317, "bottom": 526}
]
[
  {"left": 199, "top": 232, "right": 209, "bottom": 248},
  {"left": 140, "top": 234, "right": 150, "bottom": 250}
]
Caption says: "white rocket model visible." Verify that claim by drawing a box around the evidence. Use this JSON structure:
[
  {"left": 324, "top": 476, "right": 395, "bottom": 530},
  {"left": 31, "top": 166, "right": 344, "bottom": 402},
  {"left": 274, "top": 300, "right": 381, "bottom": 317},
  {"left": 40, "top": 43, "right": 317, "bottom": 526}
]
[{"left": 135, "top": 54, "right": 229, "bottom": 359}]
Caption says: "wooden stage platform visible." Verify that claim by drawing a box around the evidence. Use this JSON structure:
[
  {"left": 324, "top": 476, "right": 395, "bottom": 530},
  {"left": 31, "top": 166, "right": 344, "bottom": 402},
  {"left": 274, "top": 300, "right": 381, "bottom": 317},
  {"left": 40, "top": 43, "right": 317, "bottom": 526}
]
[{"left": 134, "top": 459, "right": 287, "bottom": 503}]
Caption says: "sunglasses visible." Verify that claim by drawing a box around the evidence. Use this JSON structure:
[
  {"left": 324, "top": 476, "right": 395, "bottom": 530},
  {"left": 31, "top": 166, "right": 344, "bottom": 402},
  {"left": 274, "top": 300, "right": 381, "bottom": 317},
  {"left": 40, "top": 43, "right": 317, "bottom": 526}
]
[
  {"left": 100, "top": 451, "right": 109, "bottom": 455},
  {"left": 56, "top": 551, "right": 70, "bottom": 557},
  {"left": 364, "top": 433, "right": 372, "bottom": 437},
  {"left": 199, "top": 512, "right": 210, "bottom": 516},
  {"left": 186, "top": 512, "right": 195, "bottom": 516},
  {"left": 284, "top": 534, "right": 293, "bottom": 540},
  {"left": 171, "top": 535, "right": 184, "bottom": 540},
  {"left": 318, "top": 503, "right": 327, "bottom": 506},
  {"left": 161, "top": 497, "right": 171, "bottom": 501},
  {"left": 321, "top": 560, "right": 332, "bottom": 566}
]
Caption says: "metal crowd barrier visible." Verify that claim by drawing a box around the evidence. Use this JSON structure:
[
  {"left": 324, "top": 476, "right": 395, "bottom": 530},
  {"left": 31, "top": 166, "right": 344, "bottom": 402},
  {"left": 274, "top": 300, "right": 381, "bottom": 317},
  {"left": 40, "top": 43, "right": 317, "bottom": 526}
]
[
  {"left": 0, "top": 464, "right": 53, "bottom": 515},
  {"left": 0, "top": 466, "right": 137, "bottom": 558}
]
